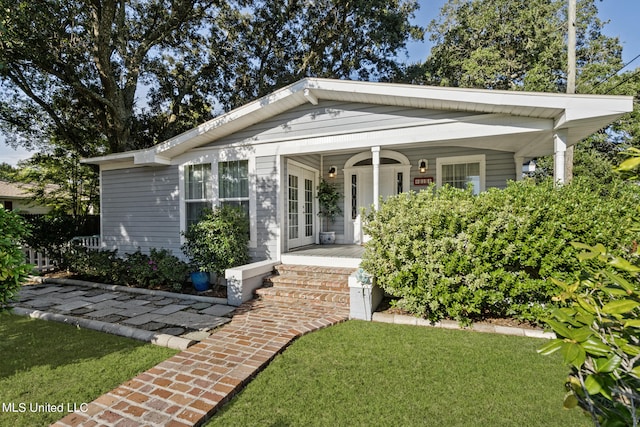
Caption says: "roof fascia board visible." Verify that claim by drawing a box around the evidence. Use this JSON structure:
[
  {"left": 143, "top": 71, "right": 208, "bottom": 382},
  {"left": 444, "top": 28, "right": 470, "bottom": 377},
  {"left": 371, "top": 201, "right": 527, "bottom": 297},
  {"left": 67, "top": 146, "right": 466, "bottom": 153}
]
[{"left": 310, "top": 78, "right": 633, "bottom": 113}]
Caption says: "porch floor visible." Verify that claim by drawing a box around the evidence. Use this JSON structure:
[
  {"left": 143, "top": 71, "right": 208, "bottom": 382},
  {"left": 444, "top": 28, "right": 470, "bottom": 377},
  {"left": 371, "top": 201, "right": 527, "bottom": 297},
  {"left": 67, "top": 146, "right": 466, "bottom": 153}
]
[{"left": 282, "top": 244, "right": 363, "bottom": 268}]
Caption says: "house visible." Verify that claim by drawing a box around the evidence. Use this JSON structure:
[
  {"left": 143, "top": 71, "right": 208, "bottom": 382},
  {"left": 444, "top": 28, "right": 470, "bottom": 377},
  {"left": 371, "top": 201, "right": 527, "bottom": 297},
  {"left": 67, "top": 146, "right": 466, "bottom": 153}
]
[
  {"left": 0, "top": 180, "right": 55, "bottom": 214},
  {"left": 84, "top": 78, "right": 632, "bottom": 307}
]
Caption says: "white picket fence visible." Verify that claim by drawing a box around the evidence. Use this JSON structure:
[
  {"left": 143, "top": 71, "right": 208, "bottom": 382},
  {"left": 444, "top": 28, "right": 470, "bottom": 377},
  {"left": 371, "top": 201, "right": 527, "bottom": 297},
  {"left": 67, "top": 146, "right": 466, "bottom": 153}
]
[
  {"left": 69, "top": 235, "right": 101, "bottom": 250},
  {"left": 23, "top": 235, "right": 101, "bottom": 272},
  {"left": 23, "top": 246, "right": 57, "bottom": 273}
]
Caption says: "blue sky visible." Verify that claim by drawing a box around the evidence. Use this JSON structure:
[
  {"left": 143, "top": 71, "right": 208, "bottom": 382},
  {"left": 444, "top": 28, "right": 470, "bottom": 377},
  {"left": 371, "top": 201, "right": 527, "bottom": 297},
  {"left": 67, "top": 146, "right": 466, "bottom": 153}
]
[{"left": 1, "top": 0, "right": 639, "bottom": 166}]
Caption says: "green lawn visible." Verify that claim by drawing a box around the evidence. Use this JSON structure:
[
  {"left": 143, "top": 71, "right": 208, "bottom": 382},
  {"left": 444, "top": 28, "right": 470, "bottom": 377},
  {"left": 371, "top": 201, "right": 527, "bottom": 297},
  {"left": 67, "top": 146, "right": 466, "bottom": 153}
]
[
  {"left": 207, "top": 321, "right": 591, "bottom": 427},
  {"left": 0, "top": 312, "right": 178, "bottom": 427}
]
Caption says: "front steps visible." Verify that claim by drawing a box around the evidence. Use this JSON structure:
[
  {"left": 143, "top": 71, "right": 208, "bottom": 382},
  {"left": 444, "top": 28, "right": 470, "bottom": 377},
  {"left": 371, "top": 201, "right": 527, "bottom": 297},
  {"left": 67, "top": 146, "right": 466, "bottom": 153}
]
[{"left": 256, "top": 264, "right": 357, "bottom": 308}]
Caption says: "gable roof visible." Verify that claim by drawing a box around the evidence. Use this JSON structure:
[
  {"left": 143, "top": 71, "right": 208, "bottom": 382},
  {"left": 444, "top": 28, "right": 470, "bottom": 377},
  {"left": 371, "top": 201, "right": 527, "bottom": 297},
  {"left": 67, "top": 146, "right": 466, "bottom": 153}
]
[{"left": 84, "top": 78, "right": 633, "bottom": 167}]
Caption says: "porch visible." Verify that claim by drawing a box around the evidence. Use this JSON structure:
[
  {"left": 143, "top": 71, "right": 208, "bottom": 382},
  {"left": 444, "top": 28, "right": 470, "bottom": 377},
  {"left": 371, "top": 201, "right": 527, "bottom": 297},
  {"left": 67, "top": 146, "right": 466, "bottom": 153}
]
[{"left": 281, "top": 244, "right": 364, "bottom": 268}]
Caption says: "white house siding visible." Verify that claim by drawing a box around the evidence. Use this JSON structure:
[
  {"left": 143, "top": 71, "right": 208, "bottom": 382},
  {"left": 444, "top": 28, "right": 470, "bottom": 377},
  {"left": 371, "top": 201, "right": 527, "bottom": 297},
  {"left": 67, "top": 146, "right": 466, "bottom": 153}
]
[
  {"left": 253, "top": 155, "right": 280, "bottom": 261},
  {"left": 101, "top": 166, "right": 182, "bottom": 256}
]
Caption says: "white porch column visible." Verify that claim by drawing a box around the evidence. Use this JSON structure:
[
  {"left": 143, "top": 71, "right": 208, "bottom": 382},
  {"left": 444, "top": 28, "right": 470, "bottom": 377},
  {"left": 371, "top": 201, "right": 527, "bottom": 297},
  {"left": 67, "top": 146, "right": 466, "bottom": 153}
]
[
  {"left": 514, "top": 156, "right": 524, "bottom": 181},
  {"left": 372, "top": 146, "right": 380, "bottom": 210},
  {"left": 554, "top": 130, "right": 567, "bottom": 185}
]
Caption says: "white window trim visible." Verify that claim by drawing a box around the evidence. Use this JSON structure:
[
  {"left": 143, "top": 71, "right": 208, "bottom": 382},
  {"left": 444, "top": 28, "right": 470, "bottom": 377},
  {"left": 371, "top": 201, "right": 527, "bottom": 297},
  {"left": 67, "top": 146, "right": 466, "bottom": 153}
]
[
  {"left": 179, "top": 156, "right": 257, "bottom": 249},
  {"left": 436, "top": 154, "right": 486, "bottom": 194}
]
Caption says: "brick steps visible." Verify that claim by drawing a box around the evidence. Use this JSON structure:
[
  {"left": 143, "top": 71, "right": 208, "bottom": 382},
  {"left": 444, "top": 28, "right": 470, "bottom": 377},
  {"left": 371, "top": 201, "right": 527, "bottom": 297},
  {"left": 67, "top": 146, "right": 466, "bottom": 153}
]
[
  {"left": 255, "top": 286, "right": 350, "bottom": 308},
  {"left": 264, "top": 275, "right": 350, "bottom": 292},
  {"left": 257, "top": 264, "right": 356, "bottom": 308}
]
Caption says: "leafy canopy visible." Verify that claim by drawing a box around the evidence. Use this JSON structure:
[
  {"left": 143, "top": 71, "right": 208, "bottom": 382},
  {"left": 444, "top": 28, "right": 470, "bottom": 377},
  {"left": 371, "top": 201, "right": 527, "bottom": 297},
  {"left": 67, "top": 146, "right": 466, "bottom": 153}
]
[{"left": 0, "top": 0, "right": 421, "bottom": 155}]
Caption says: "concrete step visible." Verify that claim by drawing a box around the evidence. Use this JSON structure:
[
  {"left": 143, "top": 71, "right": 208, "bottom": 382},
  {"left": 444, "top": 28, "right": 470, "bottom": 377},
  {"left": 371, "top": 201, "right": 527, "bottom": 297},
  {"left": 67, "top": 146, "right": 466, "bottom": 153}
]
[{"left": 255, "top": 286, "right": 350, "bottom": 308}]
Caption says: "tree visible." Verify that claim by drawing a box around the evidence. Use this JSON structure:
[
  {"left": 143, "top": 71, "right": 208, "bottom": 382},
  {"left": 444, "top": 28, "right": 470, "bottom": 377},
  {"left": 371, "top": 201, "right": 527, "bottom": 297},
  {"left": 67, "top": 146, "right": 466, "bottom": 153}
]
[
  {"left": 0, "top": 0, "right": 422, "bottom": 155},
  {"left": 0, "top": 0, "right": 236, "bottom": 154},
  {"left": 222, "top": 0, "right": 423, "bottom": 109},
  {"left": 13, "top": 148, "right": 99, "bottom": 220},
  {"left": 407, "top": 0, "right": 623, "bottom": 93},
  {"left": 0, "top": 162, "right": 15, "bottom": 181}
]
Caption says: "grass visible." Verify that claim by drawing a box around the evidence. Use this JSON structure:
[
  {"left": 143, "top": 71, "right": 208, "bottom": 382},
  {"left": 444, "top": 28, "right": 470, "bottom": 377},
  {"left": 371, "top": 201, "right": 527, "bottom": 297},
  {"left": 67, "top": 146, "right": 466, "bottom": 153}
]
[
  {"left": 0, "top": 312, "right": 178, "bottom": 427},
  {"left": 207, "top": 321, "right": 591, "bottom": 427}
]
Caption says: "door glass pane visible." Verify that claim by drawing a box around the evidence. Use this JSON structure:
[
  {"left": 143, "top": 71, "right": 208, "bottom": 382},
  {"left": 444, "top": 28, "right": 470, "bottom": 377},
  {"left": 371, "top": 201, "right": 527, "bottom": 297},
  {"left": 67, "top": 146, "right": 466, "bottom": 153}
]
[
  {"left": 288, "top": 175, "right": 299, "bottom": 239},
  {"left": 305, "top": 178, "right": 313, "bottom": 237}
]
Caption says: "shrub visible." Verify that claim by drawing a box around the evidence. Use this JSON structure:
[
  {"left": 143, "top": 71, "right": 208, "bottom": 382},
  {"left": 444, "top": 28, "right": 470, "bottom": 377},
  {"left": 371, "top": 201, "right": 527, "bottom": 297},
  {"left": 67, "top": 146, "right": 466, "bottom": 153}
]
[
  {"left": 181, "top": 206, "right": 250, "bottom": 282},
  {"left": 361, "top": 177, "right": 640, "bottom": 324},
  {"left": 539, "top": 243, "right": 640, "bottom": 426},
  {"left": 121, "top": 249, "right": 189, "bottom": 291},
  {"left": 63, "top": 247, "right": 189, "bottom": 291},
  {"left": 538, "top": 151, "right": 640, "bottom": 426},
  {"left": 63, "top": 246, "right": 122, "bottom": 284},
  {"left": 0, "top": 208, "right": 32, "bottom": 310}
]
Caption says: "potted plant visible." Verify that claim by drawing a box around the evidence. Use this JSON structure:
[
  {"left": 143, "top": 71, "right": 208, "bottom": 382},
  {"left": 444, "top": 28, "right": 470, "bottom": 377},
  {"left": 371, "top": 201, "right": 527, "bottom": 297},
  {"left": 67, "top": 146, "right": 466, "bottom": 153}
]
[
  {"left": 316, "top": 178, "right": 342, "bottom": 244},
  {"left": 181, "top": 205, "right": 250, "bottom": 292}
]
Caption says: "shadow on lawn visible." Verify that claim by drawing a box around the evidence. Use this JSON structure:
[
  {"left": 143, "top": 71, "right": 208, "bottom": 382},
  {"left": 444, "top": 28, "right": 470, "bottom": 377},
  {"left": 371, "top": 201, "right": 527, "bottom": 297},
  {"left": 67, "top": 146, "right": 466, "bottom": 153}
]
[{"left": 0, "top": 311, "right": 149, "bottom": 379}]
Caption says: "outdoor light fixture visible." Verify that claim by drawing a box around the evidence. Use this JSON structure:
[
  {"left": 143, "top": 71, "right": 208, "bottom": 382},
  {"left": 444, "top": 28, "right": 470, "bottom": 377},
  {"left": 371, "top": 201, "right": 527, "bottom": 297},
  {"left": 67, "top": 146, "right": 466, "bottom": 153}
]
[
  {"left": 418, "top": 159, "right": 428, "bottom": 174},
  {"left": 328, "top": 166, "right": 337, "bottom": 178}
]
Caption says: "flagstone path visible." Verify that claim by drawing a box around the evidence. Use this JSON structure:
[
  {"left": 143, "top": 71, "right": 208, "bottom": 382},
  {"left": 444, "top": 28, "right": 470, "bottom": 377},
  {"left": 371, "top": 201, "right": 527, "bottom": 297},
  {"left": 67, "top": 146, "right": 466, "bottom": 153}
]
[{"left": 14, "top": 279, "right": 234, "bottom": 348}]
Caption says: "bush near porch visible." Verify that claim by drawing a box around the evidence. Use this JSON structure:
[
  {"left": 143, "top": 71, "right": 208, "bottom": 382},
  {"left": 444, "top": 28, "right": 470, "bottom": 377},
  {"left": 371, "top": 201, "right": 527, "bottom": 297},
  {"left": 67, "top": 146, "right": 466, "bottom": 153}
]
[
  {"left": 361, "top": 177, "right": 640, "bottom": 325},
  {"left": 62, "top": 247, "right": 190, "bottom": 291}
]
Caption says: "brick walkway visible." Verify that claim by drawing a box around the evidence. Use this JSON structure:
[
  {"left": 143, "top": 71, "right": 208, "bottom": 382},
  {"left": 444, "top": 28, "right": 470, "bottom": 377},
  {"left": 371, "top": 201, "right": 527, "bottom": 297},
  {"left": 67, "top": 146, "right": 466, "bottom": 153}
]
[{"left": 53, "top": 298, "right": 349, "bottom": 426}]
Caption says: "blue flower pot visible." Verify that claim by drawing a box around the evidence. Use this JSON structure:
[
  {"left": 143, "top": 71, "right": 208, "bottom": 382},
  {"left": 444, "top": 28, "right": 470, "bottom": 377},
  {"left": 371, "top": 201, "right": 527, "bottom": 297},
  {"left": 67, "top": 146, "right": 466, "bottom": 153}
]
[{"left": 190, "top": 271, "right": 210, "bottom": 291}]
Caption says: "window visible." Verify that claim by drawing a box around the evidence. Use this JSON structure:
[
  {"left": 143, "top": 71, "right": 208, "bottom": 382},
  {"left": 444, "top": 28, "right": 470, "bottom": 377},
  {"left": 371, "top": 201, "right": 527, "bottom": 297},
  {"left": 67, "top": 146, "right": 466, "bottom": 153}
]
[
  {"left": 185, "top": 163, "right": 212, "bottom": 227},
  {"left": 436, "top": 155, "right": 485, "bottom": 195},
  {"left": 219, "top": 160, "right": 249, "bottom": 220}
]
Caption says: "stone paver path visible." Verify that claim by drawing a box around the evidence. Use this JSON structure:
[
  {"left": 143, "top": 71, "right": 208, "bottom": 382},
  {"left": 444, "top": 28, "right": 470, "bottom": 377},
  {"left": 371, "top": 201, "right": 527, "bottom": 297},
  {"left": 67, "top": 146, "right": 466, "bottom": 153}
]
[
  {"left": 14, "top": 279, "right": 235, "bottom": 347},
  {"left": 53, "top": 299, "right": 349, "bottom": 426}
]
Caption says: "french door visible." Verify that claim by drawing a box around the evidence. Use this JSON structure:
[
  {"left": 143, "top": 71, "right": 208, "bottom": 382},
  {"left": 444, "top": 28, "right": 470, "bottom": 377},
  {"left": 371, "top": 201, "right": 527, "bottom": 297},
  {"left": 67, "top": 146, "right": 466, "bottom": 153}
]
[{"left": 287, "top": 163, "right": 316, "bottom": 248}]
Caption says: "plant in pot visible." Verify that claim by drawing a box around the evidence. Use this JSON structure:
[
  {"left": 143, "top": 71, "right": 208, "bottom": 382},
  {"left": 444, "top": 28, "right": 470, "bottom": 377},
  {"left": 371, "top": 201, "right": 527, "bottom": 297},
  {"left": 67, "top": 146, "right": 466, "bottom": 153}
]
[
  {"left": 317, "top": 178, "right": 342, "bottom": 244},
  {"left": 181, "top": 205, "right": 250, "bottom": 292}
]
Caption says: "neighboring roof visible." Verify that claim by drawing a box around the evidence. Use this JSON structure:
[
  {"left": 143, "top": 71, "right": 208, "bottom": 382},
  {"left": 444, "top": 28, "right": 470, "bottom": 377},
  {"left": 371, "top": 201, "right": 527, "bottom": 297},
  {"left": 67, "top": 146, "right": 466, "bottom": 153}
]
[
  {"left": 84, "top": 78, "right": 634, "bottom": 167},
  {"left": 0, "top": 180, "right": 59, "bottom": 199},
  {"left": 0, "top": 180, "right": 32, "bottom": 199}
]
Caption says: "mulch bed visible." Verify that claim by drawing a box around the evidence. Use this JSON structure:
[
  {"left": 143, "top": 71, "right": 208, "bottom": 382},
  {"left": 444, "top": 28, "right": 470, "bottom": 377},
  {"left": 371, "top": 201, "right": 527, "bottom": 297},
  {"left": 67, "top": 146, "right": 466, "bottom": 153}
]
[
  {"left": 375, "top": 296, "right": 540, "bottom": 330},
  {"left": 39, "top": 271, "right": 228, "bottom": 299}
]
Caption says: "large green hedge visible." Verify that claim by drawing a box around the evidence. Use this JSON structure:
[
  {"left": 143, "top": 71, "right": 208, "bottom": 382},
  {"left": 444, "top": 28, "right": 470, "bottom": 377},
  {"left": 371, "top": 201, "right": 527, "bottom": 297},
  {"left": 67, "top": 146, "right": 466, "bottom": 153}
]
[
  {"left": 361, "top": 177, "right": 640, "bottom": 324},
  {"left": 0, "top": 208, "right": 32, "bottom": 310}
]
